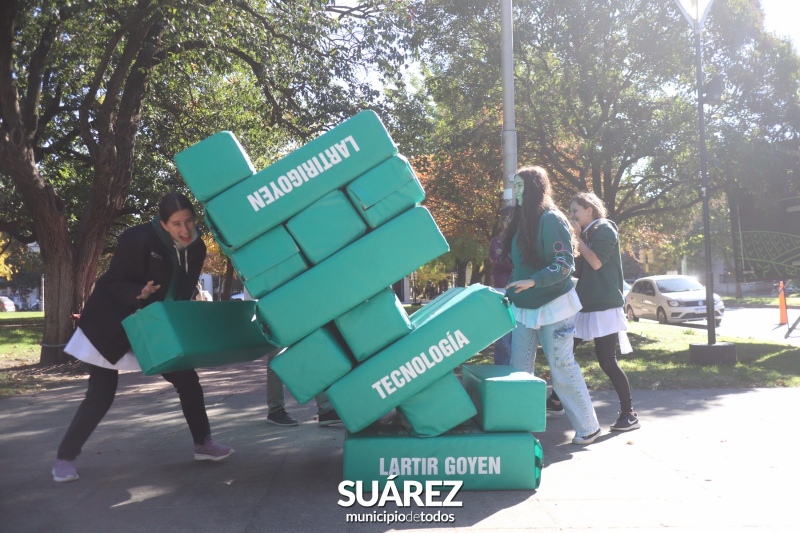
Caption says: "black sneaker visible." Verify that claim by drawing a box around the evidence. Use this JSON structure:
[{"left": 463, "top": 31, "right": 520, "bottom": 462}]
[
  {"left": 318, "top": 409, "right": 342, "bottom": 427},
  {"left": 546, "top": 396, "right": 565, "bottom": 417},
  {"left": 267, "top": 408, "right": 299, "bottom": 427},
  {"left": 610, "top": 411, "right": 640, "bottom": 432}
]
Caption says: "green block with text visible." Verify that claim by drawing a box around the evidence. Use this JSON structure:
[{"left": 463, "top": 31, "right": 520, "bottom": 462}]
[
  {"left": 396, "top": 372, "right": 477, "bottom": 438},
  {"left": 204, "top": 110, "right": 397, "bottom": 249},
  {"left": 461, "top": 365, "right": 547, "bottom": 432},
  {"left": 345, "top": 154, "right": 425, "bottom": 228},
  {"left": 333, "top": 287, "right": 413, "bottom": 362},
  {"left": 343, "top": 421, "right": 543, "bottom": 490},
  {"left": 174, "top": 131, "right": 256, "bottom": 203},
  {"left": 256, "top": 206, "right": 448, "bottom": 347},
  {"left": 269, "top": 326, "right": 353, "bottom": 405},
  {"left": 122, "top": 301, "right": 277, "bottom": 376},
  {"left": 286, "top": 190, "right": 367, "bottom": 265},
  {"left": 325, "top": 285, "right": 515, "bottom": 433},
  {"left": 226, "top": 224, "right": 308, "bottom": 299}
]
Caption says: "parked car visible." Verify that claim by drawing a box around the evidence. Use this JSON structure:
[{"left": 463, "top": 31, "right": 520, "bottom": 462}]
[
  {"left": 0, "top": 296, "right": 16, "bottom": 312},
  {"left": 624, "top": 275, "right": 724, "bottom": 327}
]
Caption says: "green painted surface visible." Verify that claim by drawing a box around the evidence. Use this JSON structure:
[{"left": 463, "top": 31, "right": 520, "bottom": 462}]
[
  {"left": 256, "top": 207, "right": 448, "bottom": 347},
  {"left": 270, "top": 326, "right": 353, "bottom": 405},
  {"left": 286, "top": 190, "right": 366, "bottom": 265},
  {"left": 174, "top": 131, "right": 256, "bottom": 203},
  {"left": 226, "top": 224, "right": 308, "bottom": 298},
  {"left": 346, "top": 155, "right": 425, "bottom": 228},
  {"left": 123, "top": 301, "right": 276, "bottom": 376},
  {"left": 343, "top": 422, "right": 542, "bottom": 490},
  {"left": 325, "top": 285, "right": 515, "bottom": 433},
  {"left": 205, "top": 110, "right": 397, "bottom": 249},
  {"left": 397, "top": 372, "right": 477, "bottom": 438},
  {"left": 334, "top": 287, "right": 413, "bottom": 362},
  {"left": 462, "top": 365, "right": 547, "bottom": 432}
]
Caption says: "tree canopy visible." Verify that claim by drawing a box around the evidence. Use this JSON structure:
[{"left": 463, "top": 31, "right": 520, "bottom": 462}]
[{"left": 0, "top": 0, "right": 413, "bottom": 363}]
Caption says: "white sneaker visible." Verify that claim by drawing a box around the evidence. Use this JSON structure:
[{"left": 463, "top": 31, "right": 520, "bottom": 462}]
[
  {"left": 571, "top": 428, "right": 601, "bottom": 445},
  {"left": 52, "top": 459, "right": 79, "bottom": 482}
]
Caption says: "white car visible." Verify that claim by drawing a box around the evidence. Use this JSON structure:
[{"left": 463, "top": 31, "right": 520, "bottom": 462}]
[
  {"left": 624, "top": 275, "right": 724, "bottom": 327},
  {"left": 0, "top": 296, "right": 16, "bottom": 312}
]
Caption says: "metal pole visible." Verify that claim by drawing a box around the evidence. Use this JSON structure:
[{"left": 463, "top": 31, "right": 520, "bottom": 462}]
[
  {"left": 696, "top": 28, "right": 716, "bottom": 345},
  {"left": 500, "top": 0, "right": 517, "bottom": 208}
]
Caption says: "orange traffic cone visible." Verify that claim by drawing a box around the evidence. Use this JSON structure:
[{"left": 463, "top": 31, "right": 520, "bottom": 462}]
[{"left": 779, "top": 281, "right": 788, "bottom": 325}]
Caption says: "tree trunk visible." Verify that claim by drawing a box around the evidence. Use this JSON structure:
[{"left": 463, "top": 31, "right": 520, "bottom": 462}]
[
  {"left": 455, "top": 259, "right": 467, "bottom": 287},
  {"left": 221, "top": 258, "right": 234, "bottom": 300},
  {"left": 39, "top": 250, "right": 75, "bottom": 365}
]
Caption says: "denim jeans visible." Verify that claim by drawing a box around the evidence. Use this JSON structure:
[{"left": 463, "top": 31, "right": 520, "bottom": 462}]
[
  {"left": 510, "top": 316, "right": 600, "bottom": 437},
  {"left": 493, "top": 331, "right": 512, "bottom": 365}
]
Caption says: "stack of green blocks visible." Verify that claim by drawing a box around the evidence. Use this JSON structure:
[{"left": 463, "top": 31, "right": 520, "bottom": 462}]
[{"left": 169, "top": 110, "right": 543, "bottom": 491}]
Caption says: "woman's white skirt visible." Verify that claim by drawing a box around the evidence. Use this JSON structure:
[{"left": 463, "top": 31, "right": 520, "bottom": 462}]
[
  {"left": 574, "top": 308, "right": 633, "bottom": 354},
  {"left": 64, "top": 327, "right": 141, "bottom": 371}
]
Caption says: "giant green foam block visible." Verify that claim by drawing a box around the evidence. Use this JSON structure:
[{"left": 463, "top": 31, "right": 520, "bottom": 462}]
[
  {"left": 397, "top": 372, "right": 477, "bottom": 438},
  {"left": 343, "top": 422, "right": 543, "bottom": 490},
  {"left": 461, "top": 365, "right": 547, "bottom": 432},
  {"left": 205, "top": 110, "right": 397, "bottom": 249},
  {"left": 174, "top": 131, "right": 256, "bottom": 204},
  {"left": 227, "top": 224, "right": 308, "bottom": 299},
  {"left": 122, "top": 301, "right": 277, "bottom": 376},
  {"left": 333, "top": 287, "right": 413, "bottom": 362},
  {"left": 325, "top": 285, "right": 515, "bottom": 432},
  {"left": 269, "top": 326, "right": 353, "bottom": 405},
  {"left": 285, "top": 190, "right": 367, "bottom": 265},
  {"left": 256, "top": 206, "right": 448, "bottom": 347},
  {"left": 345, "top": 155, "right": 425, "bottom": 228}
]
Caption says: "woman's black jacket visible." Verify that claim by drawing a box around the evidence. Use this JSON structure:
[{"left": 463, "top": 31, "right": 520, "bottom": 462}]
[{"left": 79, "top": 221, "right": 206, "bottom": 364}]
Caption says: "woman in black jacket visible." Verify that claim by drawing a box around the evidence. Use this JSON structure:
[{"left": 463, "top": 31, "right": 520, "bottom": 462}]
[{"left": 52, "top": 193, "right": 233, "bottom": 483}]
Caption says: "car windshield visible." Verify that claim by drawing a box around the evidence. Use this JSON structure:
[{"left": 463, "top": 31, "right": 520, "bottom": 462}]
[{"left": 656, "top": 278, "right": 704, "bottom": 293}]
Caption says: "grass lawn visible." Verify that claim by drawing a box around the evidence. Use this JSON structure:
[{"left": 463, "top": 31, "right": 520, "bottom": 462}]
[
  {"left": 2, "top": 309, "right": 799, "bottom": 399},
  {"left": 462, "top": 320, "right": 800, "bottom": 390},
  {"left": 723, "top": 296, "right": 800, "bottom": 309},
  {"left": 0, "top": 312, "right": 87, "bottom": 398}
]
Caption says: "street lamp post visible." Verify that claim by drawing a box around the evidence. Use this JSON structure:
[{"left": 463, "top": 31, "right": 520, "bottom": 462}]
[
  {"left": 674, "top": 0, "right": 736, "bottom": 364},
  {"left": 500, "top": 0, "right": 517, "bottom": 209}
]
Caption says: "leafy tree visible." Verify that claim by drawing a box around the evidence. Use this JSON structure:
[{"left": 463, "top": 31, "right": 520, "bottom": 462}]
[
  {"left": 408, "top": 0, "right": 800, "bottom": 285},
  {"left": 0, "top": 0, "right": 411, "bottom": 364}
]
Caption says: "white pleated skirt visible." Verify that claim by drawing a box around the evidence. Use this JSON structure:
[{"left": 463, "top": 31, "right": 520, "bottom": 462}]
[
  {"left": 574, "top": 308, "right": 633, "bottom": 354},
  {"left": 64, "top": 327, "right": 141, "bottom": 371}
]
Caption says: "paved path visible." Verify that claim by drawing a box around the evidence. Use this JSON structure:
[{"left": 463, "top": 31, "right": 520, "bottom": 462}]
[{"left": 1, "top": 360, "right": 798, "bottom": 532}]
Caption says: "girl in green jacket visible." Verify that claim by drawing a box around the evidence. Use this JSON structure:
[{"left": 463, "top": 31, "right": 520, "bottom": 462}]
[{"left": 503, "top": 166, "right": 601, "bottom": 445}]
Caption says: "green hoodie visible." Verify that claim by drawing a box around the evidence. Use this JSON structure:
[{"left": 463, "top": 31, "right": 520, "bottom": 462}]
[
  {"left": 506, "top": 209, "right": 575, "bottom": 310},
  {"left": 574, "top": 219, "right": 624, "bottom": 312}
]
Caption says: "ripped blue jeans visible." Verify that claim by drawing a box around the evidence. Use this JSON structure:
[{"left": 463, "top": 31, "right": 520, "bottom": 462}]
[{"left": 510, "top": 316, "right": 600, "bottom": 438}]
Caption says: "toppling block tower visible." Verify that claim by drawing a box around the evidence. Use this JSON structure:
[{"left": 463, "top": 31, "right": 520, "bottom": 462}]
[{"left": 127, "top": 110, "right": 544, "bottom": 490}]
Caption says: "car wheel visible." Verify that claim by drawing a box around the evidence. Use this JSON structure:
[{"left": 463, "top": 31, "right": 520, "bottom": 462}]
[
  {"left": 715, "top": 319, "right": 722, "bottom": 327},
  {"left": 657, "top": 307, "right": 668, "bottom": 324},
  {"left": 626, "top": 305, "right": 638, "bottom": 322}
]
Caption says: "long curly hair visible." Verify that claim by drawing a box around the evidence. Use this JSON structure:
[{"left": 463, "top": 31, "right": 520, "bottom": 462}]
[{"left": 502, "top": 166, "right": 578, "bottom": 266}]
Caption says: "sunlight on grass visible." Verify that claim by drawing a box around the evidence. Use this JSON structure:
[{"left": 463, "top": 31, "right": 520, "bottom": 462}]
[
  {"left": 2, "top": 311, "right": 799, "bottom": 398},
  {"left": 465, "top": 321, "right": 800, "bottom": 390}
]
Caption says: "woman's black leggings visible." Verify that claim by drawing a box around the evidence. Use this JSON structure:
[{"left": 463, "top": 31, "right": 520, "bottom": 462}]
[
  {"left": 57, "top": 365, "right": 211, "bottom": 461},
  {"left": 551, "top": 333, "right": 633, "bottom": 413}
]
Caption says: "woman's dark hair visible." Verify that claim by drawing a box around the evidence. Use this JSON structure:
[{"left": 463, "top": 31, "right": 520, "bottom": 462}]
[
  {"left": 571, "top": 191, "right": 608, "bottom": 220},
  {"left": 502, "top": 166, "right": 577, "bottom": 265},
  {"left": 158, "top": 192, "right": 196, "bottom": 222}
]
